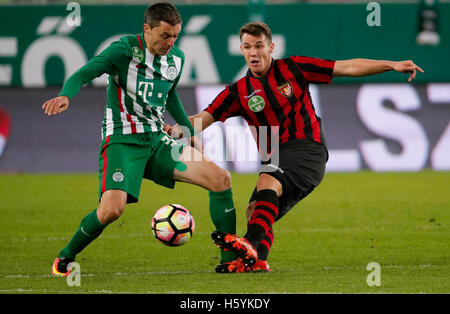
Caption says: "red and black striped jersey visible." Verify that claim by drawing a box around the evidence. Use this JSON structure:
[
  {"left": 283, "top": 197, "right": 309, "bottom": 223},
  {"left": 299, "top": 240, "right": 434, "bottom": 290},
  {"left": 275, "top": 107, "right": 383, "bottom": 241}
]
[{"left": 205, "top": 56, "right": 335, "bottom": 153}]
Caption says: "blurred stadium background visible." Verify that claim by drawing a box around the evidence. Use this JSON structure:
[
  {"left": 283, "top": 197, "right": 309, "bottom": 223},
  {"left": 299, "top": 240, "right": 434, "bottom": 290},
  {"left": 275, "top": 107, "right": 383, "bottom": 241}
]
[{"left": 0, "top": 0, "right": 448, "bottom": 174}]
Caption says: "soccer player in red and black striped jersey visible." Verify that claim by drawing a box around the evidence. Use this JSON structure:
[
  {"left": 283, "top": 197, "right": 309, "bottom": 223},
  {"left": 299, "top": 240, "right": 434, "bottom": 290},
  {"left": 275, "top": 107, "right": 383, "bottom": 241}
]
[{"left": 177, "top": 22, "right": 423, "bottom": 273}]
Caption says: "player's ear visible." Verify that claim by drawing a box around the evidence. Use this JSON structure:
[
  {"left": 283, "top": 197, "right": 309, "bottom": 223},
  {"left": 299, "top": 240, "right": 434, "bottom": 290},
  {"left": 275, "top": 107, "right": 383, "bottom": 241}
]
[
  {"left": 143, "top": 23, "right": 150, "bottom": 33},
  {"left": 269, "top": 41, "right": 274, "bottom": 54}
]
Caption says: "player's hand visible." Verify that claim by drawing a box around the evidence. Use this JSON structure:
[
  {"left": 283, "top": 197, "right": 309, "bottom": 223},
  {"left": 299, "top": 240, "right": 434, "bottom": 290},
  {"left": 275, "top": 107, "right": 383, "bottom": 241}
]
[
  {"left": 166, "top": 123, "right": 185, "bottom": 139},
  {"left": 165, "top": 123, "right": 202, "bottom": 152},
  {"left": 392, "top": 60, "right": 424, "bottom": 82},
  {"left": 42, "top": 96, "right": 70, "bottom": 116},
  {"left": 190, "top": 135, "right": 203, "bottom": 153},
  {"left": 163, "top": 123, "right": 174, "bottom": 136}
]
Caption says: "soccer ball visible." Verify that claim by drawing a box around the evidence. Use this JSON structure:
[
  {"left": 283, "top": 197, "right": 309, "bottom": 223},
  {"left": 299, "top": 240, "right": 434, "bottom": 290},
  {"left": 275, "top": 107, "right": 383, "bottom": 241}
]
[{"left": 151, "top": 204, "right": 195, "bottom": 247}]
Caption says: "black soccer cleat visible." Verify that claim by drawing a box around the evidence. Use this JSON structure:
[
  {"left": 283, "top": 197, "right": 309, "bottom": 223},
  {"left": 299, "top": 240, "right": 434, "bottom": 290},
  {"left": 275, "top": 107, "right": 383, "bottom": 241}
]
[{"left": 51, "top": 257, "right": 74, "bottom": 277}]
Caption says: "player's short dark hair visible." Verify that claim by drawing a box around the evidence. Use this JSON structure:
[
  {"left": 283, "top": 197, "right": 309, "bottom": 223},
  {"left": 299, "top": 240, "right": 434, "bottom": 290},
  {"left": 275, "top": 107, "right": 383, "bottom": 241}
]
[
  {"left": 144, "top": 2, "right": 182, "bottom": 28},
  {"left": 239, "top": 22, "right": 272, "bottom": 42}
]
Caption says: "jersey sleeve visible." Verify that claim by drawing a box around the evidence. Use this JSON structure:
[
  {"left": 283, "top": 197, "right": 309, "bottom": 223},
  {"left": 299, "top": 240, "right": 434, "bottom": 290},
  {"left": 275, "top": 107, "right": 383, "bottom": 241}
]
[
  {"left": 166, "top": 53, "right": 196, "bottom": 136},
  {"left": 204, "top": 86, "right": 241, "bottom": 122},
  {"left": 58, "top": 40, "right": 128, "bottom": 99},
  {"left": 166, "top": 91, "right": 196, "bottom": 137},
  {"left": 290, "top": 56, "right": 335, "bottom": 84}
]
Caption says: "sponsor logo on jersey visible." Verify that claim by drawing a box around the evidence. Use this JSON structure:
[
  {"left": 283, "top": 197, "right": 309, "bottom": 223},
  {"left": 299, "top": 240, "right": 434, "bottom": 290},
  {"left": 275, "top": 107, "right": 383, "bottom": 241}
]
[
  {"left": 248, "top": 95, "right": 265, "bottom": 112},
  {"left": 244, "top": 89, "right": 262, "bottom": 99}
]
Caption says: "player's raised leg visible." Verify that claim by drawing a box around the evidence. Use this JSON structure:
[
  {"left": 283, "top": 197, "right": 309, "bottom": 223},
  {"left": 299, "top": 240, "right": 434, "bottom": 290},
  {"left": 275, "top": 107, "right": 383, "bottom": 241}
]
[{"left": 173, "top": 145, "right": 237, "bottom": 265}]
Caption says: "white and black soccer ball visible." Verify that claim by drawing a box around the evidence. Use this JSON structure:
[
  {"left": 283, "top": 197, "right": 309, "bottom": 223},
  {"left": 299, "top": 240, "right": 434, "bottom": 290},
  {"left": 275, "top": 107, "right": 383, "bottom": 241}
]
[{"left": 151, "top": 204, "right": 195, "bottom": 247}]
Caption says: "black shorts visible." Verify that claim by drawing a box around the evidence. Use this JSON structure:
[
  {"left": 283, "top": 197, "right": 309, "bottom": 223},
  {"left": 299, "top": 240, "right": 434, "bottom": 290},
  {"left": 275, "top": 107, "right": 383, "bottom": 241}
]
[{"left": 250, "top": 139, "right": 328, "bottom": 221}]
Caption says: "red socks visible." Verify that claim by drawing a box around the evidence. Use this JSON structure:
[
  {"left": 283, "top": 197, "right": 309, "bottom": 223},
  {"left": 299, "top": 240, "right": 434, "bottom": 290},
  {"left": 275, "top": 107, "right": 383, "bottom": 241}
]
[{"left": 245, "top": 189, "right": 279, "bottom": 260}]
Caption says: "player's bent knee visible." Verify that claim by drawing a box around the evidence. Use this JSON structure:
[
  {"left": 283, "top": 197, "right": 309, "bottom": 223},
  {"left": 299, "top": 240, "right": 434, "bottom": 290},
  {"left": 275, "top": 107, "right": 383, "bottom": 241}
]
[
  {"left": 98, "top": 203, "right": 125, "bottom": 224},
  {"left": 257, "top": 174, "right": 283, "bottom": 196},
  {"left": 98, "top": 190, "right": 127, "bottom": 224},
  {"left": 209, "top": 168, "right": 231, "bottom": 192},
  {"left": 222, "top": 170, "right": 232, "bottom": 189}
]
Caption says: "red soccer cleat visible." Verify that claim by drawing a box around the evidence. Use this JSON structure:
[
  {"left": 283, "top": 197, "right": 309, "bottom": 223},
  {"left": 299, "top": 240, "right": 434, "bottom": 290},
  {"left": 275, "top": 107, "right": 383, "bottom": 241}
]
[
  {"left": 215, "top": 258, "right": 272, "bottom": 273},
  {"left": 251, "top": 259, "right": 272, "bottom": 272},
  {"left": 211, "top": 231, "right": 258, "bottom": 267},
  {"left": 215, "top": 258, "right": 249, "bottom": 273}
]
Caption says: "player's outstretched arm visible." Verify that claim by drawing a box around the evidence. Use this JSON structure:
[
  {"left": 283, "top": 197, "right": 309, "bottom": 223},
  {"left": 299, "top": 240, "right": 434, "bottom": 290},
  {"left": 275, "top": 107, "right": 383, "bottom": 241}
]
[
  {"left": 189, "top": 111, "right": 215, "bottom": 133},
  {"left": 333, "top": 59, "right": 424, "bottom": 82},
  {"left": 42, "top": 96, "right": 70, "bottom": 116},
  {"left": 41, "top": 41, "right": 123, "bottom": 117}
]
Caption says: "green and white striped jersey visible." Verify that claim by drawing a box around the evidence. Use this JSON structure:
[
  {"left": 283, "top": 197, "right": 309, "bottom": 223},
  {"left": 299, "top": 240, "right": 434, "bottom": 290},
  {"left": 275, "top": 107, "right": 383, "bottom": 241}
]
[
  {"left": 59, "top": 32, "right": 190, "bottom": 141},
  {"left": 101, "top": 33, "right": 184, "bottom": 139}
]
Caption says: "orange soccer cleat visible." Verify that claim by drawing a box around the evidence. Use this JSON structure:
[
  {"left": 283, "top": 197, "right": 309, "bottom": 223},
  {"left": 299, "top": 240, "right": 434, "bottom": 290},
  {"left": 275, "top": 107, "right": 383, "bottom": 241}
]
[
  {"left": 251, "top": 259, "right": 272, "bottom": 272},
  {"left": 211, "top": 231, "right": 258, "bottom": 267},
  {"left": 215, "top": 258, "right": 272, "bottom": 273},
  {"left": 215, "top": 258, "right": 249, "bottom": 273}
]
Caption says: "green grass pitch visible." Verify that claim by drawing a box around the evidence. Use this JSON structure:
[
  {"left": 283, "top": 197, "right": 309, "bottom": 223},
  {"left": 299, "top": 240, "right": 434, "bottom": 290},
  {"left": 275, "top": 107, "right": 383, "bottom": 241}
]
[{"left": 0, "top": 171, "right": 448, "bottom": 294}]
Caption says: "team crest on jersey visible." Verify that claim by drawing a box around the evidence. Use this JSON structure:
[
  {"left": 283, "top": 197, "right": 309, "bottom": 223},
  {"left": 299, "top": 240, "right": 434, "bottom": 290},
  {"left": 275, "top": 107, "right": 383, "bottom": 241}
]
[
  {"left": 277, "top": 81, "right": 293, "bottom": 98},
  {"left": 166, "top": 66, "right": 178, "bottom": 80},
  {"left": 132, "top": 47, "right": 144, "bottom": 62},
  {"left": 248, "top": 95, "right": 265, "bottom": 112}
]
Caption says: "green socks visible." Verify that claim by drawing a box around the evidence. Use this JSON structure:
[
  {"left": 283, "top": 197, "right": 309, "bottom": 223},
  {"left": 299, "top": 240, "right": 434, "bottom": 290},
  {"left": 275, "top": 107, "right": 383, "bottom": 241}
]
[
  {"left": 209, "top": 188, "right": 238, "bottom": 263},
  {"left": 58, "top": 209, "right": 106, "bottom": 260}
]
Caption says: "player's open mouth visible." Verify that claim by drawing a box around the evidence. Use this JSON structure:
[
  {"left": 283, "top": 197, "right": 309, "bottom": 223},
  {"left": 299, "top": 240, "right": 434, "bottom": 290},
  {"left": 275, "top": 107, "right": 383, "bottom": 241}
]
[{"left": 250, "top": 60, "right": 260, "bottom": 65}]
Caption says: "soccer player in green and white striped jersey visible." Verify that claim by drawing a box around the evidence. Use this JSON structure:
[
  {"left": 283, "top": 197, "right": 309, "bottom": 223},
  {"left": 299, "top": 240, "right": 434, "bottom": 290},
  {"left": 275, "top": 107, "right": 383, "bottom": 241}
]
[{"left": 43, "top": 2, "right": 237, "bottom": 277}]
